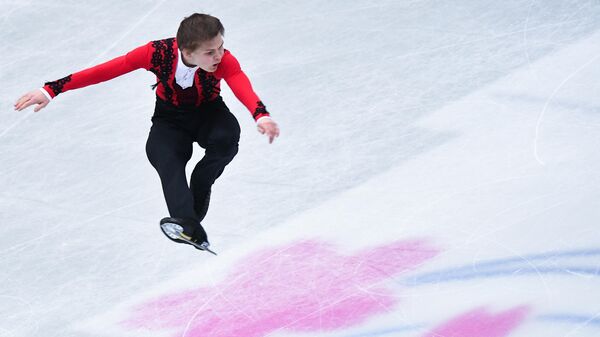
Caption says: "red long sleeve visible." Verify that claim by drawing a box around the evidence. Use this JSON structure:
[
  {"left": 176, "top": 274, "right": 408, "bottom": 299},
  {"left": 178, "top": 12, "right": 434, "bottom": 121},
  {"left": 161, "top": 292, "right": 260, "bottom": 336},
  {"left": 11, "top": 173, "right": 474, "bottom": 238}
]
[
  {"left": 216, "top": 52, "right": 270, "bottom": 121},
  {"left": 43, "top": 43, "right": 152, "bottom": 98}
]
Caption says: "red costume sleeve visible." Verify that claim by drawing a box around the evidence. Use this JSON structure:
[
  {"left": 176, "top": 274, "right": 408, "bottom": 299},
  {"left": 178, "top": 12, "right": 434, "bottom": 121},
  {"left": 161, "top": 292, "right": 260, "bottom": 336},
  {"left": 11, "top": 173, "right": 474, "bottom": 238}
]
[
  {"left": 218, "top": 51, "right": 270, "bottom": 121},
  {"left": 43, "top": 43, "right": 152, "bottom": 98}
]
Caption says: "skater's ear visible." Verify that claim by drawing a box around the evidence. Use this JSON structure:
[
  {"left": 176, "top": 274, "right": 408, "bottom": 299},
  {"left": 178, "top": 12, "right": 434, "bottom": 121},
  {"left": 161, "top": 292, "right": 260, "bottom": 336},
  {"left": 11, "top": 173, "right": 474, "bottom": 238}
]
[{"left": 181, "top": 48, "right": 193, "bottom": 58}]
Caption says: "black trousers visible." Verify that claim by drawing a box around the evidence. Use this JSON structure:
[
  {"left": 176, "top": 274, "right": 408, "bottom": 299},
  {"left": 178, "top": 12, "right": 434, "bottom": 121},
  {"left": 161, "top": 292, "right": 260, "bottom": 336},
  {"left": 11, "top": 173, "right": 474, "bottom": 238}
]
[{"left": 146, "top": 97, "right": 240, "bottom": 222}]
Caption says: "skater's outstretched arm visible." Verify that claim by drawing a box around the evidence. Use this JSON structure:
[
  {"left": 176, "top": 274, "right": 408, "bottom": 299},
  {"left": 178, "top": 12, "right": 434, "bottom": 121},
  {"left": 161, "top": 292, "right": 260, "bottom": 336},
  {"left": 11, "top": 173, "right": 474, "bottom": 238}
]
[
  {"left": 218, "top": 51, "right": 280, "bottom": 143},
  {"left": 14, "top": 43, "right": 152, "bottom": 112}
]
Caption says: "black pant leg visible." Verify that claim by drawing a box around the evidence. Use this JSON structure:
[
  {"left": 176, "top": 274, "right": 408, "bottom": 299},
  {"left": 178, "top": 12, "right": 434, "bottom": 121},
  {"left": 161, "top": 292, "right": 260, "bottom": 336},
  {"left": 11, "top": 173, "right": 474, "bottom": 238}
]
[
  {"left": 146, "top": 121, "right": 196, "bottom": 221},
  {"left": 190, "top": 99, "right": 241, "bottom": 216}
]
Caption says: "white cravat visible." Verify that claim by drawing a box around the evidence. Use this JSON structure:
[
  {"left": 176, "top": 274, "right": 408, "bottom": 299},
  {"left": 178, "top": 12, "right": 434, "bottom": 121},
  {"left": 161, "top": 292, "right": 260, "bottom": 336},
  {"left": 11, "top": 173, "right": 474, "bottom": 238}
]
[{"left": 175, "top": 51, "right": 199, "bottom": 89}]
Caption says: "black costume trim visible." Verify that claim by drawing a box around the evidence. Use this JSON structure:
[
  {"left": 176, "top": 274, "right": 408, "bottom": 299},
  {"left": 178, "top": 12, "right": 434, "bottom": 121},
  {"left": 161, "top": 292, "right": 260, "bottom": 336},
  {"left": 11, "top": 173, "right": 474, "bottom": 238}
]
[
  {"left": 198, "top": 70, "right": 221, "bottom": 101},
  {"left": 149, "top": 38, "right": 176, "bottom": 102},
  {"left": 253, "top": 101, "right": 269, "bottom": 119},
  {"left": 44, "top": 75, "right": 72, "bottom": 96}
]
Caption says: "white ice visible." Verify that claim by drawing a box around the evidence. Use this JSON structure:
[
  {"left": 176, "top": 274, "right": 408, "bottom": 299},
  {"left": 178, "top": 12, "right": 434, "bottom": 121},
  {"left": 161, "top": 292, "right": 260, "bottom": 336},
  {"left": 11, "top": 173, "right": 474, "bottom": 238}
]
[{"left": 1, "top": 1, "right": 599, "bottom": 337}]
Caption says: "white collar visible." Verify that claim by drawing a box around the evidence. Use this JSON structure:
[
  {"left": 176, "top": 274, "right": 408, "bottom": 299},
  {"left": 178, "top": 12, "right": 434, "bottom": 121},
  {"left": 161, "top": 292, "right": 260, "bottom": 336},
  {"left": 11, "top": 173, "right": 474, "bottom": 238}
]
[{"left": 175, "top": 50, "right": 199, "bottom": 89}]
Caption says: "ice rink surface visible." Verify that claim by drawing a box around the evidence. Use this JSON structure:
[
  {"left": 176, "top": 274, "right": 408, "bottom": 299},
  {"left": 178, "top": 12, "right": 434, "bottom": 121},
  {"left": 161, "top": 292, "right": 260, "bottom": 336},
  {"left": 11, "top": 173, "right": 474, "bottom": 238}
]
[{"left": 1, "top": 1, "right": 600, "bottom": 336}]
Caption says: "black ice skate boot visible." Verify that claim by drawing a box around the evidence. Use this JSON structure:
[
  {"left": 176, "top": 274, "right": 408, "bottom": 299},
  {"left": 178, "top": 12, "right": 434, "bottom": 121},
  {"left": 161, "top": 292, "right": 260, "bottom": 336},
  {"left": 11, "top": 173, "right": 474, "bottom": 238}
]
[{"left": 159, "top": 217, "right": 216, "bottom": 255}]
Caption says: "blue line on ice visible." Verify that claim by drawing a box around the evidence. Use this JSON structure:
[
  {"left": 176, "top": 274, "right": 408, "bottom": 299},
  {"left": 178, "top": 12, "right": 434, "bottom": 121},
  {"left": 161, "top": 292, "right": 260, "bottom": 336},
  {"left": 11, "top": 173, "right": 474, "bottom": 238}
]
[{"left": 403, "top": 248, "right": 600, "bottom": 285}]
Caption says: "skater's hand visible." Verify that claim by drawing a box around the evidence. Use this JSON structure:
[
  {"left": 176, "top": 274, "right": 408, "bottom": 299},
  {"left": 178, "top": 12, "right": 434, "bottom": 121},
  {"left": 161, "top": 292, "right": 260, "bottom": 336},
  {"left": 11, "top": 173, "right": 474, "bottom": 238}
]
[
  {"left": 14, "top": 90, "right": 50, "bottom": 112},
  {"left": 257, "top": 117, "right": 280, "bottom": 144}
]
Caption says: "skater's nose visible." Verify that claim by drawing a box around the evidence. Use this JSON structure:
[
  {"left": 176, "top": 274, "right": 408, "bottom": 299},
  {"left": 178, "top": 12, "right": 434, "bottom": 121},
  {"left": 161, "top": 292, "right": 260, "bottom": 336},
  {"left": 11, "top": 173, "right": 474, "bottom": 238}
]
[{"left": 215, "top": 48, "right": 224, "bottom": 62}]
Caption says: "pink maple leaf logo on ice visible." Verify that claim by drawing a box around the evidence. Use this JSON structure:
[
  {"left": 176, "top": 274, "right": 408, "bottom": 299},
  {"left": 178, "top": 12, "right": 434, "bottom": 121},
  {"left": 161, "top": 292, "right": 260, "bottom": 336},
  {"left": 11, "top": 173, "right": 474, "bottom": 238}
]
[{"left": 122, "top": 239, "right": 438, "bottom": 337}]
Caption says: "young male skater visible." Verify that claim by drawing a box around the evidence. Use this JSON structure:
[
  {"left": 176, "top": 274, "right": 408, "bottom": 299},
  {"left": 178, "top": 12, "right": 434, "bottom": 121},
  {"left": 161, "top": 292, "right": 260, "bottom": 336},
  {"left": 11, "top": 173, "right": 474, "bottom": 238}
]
[{"left": 14, "top": 13, "right": 280, "bottom": 253}]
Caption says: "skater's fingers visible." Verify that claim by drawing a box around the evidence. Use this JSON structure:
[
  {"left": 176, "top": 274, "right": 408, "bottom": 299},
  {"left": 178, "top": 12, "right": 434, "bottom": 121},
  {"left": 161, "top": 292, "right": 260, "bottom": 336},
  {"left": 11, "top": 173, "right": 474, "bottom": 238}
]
[
  {"left": 256, "top": 118, "right": 280, "bottom": 144},
  {"left": 14, "top": 90, "right": 49, "bottom": 111},
  {"left": 17, "top": 99, "right": 36, "bottom": 111},
  {"left": 268, "top": 130, "right": 280, "bottom": 144},
  {"left": 266, "top": 124, "right": 280, "bottom": 144},
  {"left": 14, "top": 94, "right": 34, "bottom": 111},
  {"left": 266, "top": 127, "right": 278, "bottom": 143},
  {"left": 14, "top": 94, "right": 32, "bottom": 110},
  {"left": 33, "top": 101, "right": 49, "bottom": 112}
]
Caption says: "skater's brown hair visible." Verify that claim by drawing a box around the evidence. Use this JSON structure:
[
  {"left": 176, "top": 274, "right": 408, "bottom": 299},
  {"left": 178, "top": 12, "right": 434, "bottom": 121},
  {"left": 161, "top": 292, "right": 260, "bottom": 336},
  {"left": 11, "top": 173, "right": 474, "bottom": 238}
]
[{"left": 177, "top": 13, "right": 225, "bottom": 51}]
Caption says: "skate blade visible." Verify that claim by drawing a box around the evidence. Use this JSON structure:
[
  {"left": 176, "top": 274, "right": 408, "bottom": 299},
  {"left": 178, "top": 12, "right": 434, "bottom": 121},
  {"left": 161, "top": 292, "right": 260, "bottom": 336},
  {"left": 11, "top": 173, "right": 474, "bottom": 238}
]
[
  {"left": 196, "top": 242, "right": 218, "bottom": 256},
  {"left": 160, "top": 222, "right": 184, "bottom": 240},
  {"left": 160, "top": 222, "right": 218, "bottom": 256}
]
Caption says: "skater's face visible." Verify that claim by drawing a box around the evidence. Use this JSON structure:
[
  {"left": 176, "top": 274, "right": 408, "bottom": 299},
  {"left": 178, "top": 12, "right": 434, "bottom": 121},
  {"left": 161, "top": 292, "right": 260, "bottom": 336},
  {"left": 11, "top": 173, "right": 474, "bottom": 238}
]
[{"left": 182, "top": 34, "right": 225, "bottom": 72}]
